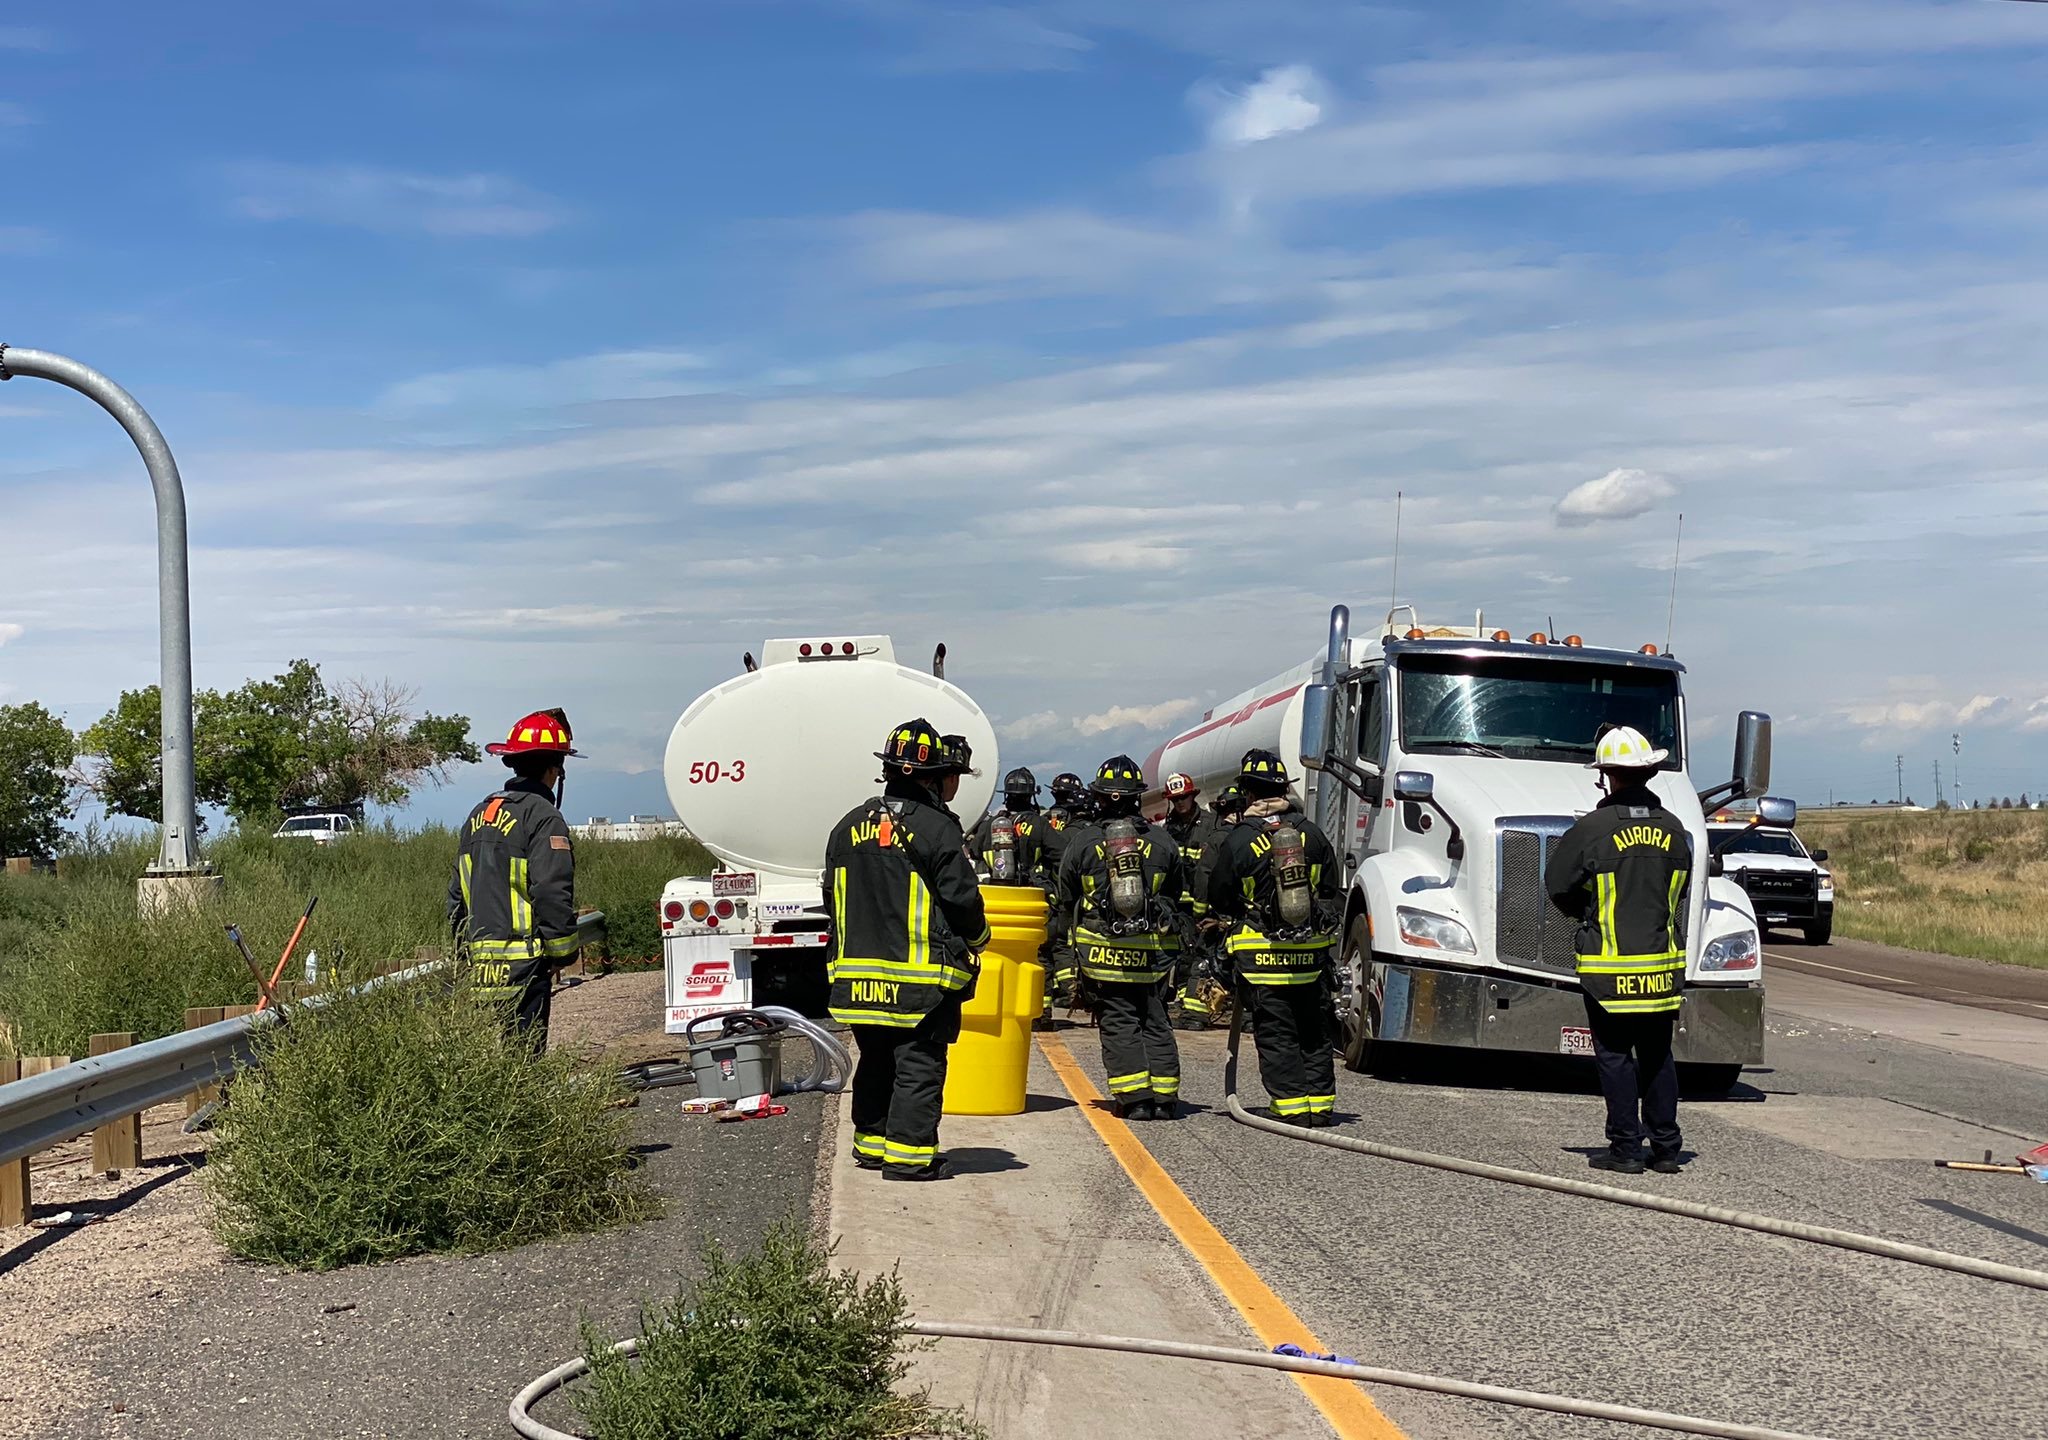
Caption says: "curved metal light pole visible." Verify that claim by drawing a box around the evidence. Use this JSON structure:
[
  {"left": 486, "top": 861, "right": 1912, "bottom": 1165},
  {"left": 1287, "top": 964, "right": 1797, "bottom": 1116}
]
[{"left": 0, "top": 344, "right": 204, "bottom": 875}]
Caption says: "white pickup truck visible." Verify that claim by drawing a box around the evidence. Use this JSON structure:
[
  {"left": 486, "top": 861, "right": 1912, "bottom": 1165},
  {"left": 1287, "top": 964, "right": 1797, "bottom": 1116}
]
[{"left": 1709, "top": 819, "right": 1833, "bottom": 945}]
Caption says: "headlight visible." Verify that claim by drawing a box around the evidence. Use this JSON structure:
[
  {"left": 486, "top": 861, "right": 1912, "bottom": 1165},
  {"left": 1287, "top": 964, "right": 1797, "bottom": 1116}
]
[
  {"left": 1396, "top": 907, "right": 1476, "bottom": 954},
  {"left": 1818, "top": 870, "right": 1834, "bottom": 900},
  {"left": 1700, "top": 928, "right": 1760, "bottom": 973}
]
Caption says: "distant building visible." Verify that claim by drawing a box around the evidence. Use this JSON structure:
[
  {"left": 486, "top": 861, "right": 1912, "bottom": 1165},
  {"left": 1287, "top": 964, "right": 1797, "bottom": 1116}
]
[{"left": 572, "top": 814, "right": 694, "bottom": 842}]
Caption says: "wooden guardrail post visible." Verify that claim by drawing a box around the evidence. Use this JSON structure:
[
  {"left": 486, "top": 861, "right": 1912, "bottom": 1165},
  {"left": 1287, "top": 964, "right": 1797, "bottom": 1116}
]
[
  {"left": 89, "top": 1032, "right": 142, "bottom": 1176},
  {"left": 2, "top": 1055, "right": 72, "bottom": 1227}
]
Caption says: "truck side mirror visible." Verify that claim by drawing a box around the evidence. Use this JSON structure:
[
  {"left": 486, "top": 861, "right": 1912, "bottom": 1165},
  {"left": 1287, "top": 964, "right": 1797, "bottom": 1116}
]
[
  {"left": 1299, "top": 684, "right": 1334, "bottom": 770},
  {"left": 1393, "top": 771, "right": 1435, "bottom": 804},
  {"left": 1811, "top": 848, "right": 1829, "bottom": 862},
  {"left": 1755, "top": 795, "right": 1797, "bottom": 829},
  {"left": 1732, "top": 712, "right": 1772, "bottom": 799}
]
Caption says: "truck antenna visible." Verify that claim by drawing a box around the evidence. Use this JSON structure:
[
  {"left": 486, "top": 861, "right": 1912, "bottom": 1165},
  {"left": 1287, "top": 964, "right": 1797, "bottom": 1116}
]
[
  {"left": 1665, "top": 511, "right": 1684, "bottom": 654},
  {"left": 1388, "top": 489, "right": 1404, "bottom": 614}
]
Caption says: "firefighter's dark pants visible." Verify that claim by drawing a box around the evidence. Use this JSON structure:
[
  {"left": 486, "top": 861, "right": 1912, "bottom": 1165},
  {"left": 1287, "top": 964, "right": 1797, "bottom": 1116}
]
[
  {"left": 467, "top": 953, "right": 554, "bottom": 1051},
  {"left": 851, "top": 993, "right": 963, "bottom": 1171},
  {"left": 1097, "top": 979, "right": 1180, "bottom": 1106},
  {"left": 1584, "top": 996, "right": 1681, "bottom": 1159},
  {"left": 1249, "top": 983, "right": 1335, "bottom": 1119}
]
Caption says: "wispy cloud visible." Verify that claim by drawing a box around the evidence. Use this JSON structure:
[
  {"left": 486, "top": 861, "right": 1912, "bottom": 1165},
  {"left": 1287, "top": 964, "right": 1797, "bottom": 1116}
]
[
  {"left": 1078, "top": 700, "right": 1199, "bottom": 737},
  {"left": 1554, "top": 468, "right": 1678, "bottom": 527},
  {"left": 0, "top": 623, "right": 24, "bottom": 647},
  {"left": 228, "top": 162, "right": 567, "bottom": 237},
  {"left": 1199, "top": 63, "right": 1325, "bottom": 147},
  {"left": 852, "top": 0, "right": 1091, "bottom": 72},
  {"left": 380, "top": 349, "right": 713, "bottom": 409}
]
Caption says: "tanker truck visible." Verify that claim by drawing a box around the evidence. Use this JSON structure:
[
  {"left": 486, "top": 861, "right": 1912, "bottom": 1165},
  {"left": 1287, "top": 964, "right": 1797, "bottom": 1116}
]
[
  {"left": 1146, "top": 604, "right": 1783, "bottom": 1093},
  {"left": 655, "top": 635, "right": 997, "bottom": 1032}
]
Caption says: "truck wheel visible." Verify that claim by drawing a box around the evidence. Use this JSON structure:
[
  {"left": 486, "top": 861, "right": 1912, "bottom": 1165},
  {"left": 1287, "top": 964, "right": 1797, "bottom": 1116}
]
[
  {"left": 1679, "top": 1063, "right": 1744, "bottom": 1097},
  {"left": 1803, "top": 918, "right": 1832, "bottom": 946},
  {"left": 1338, "top": 915, "right": 1380, "bottom": 1074}
]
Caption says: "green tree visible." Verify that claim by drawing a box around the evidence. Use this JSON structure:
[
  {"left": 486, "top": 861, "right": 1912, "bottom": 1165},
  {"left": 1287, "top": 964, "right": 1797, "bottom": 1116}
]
[
  {"left": 80, "top": 661, "right": 479, "bottom": 826},
  {"left": 0, "top": 702, "right": 77, "bottom": 858}
]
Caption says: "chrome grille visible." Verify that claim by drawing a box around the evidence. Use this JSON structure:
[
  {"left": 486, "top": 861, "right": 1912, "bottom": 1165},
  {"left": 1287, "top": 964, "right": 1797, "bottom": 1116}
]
[{"left": 1495, "top": 818, "right": 1579, "bottom": 977}]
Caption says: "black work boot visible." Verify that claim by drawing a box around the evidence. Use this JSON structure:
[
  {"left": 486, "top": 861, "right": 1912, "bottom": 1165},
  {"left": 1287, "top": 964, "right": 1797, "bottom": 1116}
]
[
  {"left": 1590, "top": 1148, "right": 1647, "bottom": 1175},
  {"left": 882, "top": 1158, "right": 951, "bottom": 1182},
  {"left": 851, "top": 1151, "right": 884, "bottom": 1172},
  {"left": 1649, "top": 1153, "right": 1685, "bottom": 1174},
  {"left": 1150, "top": 1097, "right": 1179, "bottom": 1121}
]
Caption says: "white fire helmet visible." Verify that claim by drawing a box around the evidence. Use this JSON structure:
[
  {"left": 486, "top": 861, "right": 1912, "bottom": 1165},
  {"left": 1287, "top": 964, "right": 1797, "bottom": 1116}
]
[
  {"left": 1165, "top": 772, "right": 1199, "bottom": 799},
  {"left": 1589, "top": 725, "right": 1669, "bottom": 770}
]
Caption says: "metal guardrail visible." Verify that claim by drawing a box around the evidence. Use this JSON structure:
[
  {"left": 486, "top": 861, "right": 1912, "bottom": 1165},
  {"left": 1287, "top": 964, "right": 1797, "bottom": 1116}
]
[{"left": 0, "top": 911, "right": 606, "bottom": 1169}]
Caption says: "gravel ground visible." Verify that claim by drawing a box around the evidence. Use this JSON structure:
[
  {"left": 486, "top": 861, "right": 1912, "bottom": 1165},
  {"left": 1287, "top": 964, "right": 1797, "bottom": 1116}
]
[{"left": 1, "top": 972, "right": 833, "bottom": 1440}]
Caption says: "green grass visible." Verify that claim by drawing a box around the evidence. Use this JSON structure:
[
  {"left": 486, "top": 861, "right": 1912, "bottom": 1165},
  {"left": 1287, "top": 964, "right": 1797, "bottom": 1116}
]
[
  {"left": 576, "top": 1219, "right": 985, "bottom": 1440},
  {"left": 0, "top": 825, "right": 712, "bottom": 1058},
  {"left": 1800, "top": 809, "right": 2048, "bottom": 968},
  {"left": 205, "top": 978, "right": 654, "bottom": 1270}
]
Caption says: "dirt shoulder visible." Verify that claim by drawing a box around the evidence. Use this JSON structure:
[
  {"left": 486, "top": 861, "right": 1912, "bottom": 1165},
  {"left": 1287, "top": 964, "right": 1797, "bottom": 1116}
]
[{"left": 1, "top": 972, "right": 832, "bottom": 1440}]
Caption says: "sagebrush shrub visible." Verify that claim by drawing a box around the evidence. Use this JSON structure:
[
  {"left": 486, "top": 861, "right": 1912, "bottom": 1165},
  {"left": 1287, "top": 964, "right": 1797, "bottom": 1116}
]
[
  {"left": 205, "top": 980, "right": 653, "bottom": 1269},
  {"left": 577, "top": 1220, "right": 986, "bottom": 1440}
]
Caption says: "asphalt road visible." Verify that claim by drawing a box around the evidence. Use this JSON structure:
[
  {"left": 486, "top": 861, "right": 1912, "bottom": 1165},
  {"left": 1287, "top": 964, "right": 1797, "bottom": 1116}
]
[
  {"left": 1763, "top": 934, "right": 2048, "bottom": 1020},
  {"left": 1050, "top": 982, "right": 2048, "bottom": 1440}
]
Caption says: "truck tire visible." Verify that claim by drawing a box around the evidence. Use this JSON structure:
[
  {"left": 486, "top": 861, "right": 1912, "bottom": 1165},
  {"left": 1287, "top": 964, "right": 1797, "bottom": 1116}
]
[
  {"left": 1679, "top": 1063, "right": 1744, "bottom": 1097},
  {"left": 1803, "top": 917, "right": 1832, "bottom": 946},
  {"left": 1337, "top": 915, "right": 1381, "bottom": 1074}
]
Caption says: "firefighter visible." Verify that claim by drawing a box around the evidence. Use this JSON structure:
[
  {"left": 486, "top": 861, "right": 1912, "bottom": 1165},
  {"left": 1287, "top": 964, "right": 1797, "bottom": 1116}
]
[
  {"left": 972, "top": 767, "right": 1047, "bottom": 885},
  {"left": 1207, "top": 750, "right": 1341, "bottom": 1127},
  {"left": 448, "top": 709, "right": 584, "bottom": 1048},
  {"left": 1212, "top": 783, "right": 1246, "bottom": 828},
  {"left": 1160, "top": 772, "right": 1225, "bottom": 1031},
  {"left": 1547, "top": 726, "right": 1694, "bottom": 1176},
  {"left": 1038, "top": 771, "right": 1092, "bottom": 1011},
  {"left": 1059, "top": 756, "right": 1185, "bottom": 1120},
  {"left": 825, "top": 720, "right": 991, "bottom": 1182}
]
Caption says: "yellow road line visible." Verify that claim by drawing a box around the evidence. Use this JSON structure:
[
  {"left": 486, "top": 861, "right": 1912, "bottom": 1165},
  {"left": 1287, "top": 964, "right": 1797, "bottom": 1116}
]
[{"left": 1038, "top": 1031, "right": 1408, "bottom": 1440}]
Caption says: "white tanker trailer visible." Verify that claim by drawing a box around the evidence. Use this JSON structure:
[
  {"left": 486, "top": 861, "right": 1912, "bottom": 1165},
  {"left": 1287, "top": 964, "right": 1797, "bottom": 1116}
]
[
  {"left": 656, "top": 635, "right": 997, "bottom": 1032},
  {"left": 1146, "top": 604, "right": 1783, "bottom": 1092}
]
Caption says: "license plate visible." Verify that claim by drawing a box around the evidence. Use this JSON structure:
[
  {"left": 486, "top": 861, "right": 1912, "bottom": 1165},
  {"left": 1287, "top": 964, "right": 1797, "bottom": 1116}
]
[
  {"left": 1559, "top": 1026, "right": 1595, "bottom": 1057},
  {"left": 711, "top": 871, "right": 758, "bottom": 898}
]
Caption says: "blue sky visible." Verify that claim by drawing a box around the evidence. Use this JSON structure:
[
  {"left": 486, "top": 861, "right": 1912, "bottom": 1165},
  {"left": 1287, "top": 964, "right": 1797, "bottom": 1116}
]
[{"left": 5, "top": 0, "right": 2048, "bottom": 828}]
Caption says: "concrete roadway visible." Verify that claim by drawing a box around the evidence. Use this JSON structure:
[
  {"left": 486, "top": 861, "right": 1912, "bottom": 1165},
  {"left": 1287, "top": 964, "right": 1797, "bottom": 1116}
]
[
  {"left": 1761, "top": 933, "right": 2048, "bottom": 1020},
  {"left": 1034, "top": 963, "right": 2048, "bottom": 1440}
]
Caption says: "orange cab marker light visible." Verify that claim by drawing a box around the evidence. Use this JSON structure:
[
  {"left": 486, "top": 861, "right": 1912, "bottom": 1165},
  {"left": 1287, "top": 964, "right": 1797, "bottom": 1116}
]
[
  {"left": 1404, "top": 627, "right": 1426, "bottom": 640},
  {"left": 1563, "top": 635, "right": 1583, "bottom": 647},
  {"left": 1490, "top": 630, "right": 1511, "bottom": 643},
  {"left": 1527, "top": 632, "right": 1548, "bottom": 645},
  {"left": 1640, "top": 643, "right": 1659, "bottom": 655}
]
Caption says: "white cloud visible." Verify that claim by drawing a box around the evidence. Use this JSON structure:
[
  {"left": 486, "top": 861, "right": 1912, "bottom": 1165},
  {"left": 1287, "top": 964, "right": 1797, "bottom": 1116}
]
[
  {"left": 1205, "top": 64, "right": 1325, "bottom": 147},
  {"left": 380, "top": 350, "right": 712, "bottom": 410},
  {"left": 0, "top": 623, "right": 23, "bottom": 647},
  {"left": 1000, "top": 710, "right": 1068, "bottom": 741},
  {"left": 1841, "top": 694, "right": 2018, "bottom": 735},
  {"left": 2023, "top": 700, "right": 2048, "bottom": 734},
  {"left": 1554, "top": 468, "right": 1679, "bottom": 527},
  {"left": 1956, "top": 694, "right": 2011, "bottom": 725},
  {"left": 1078, "top": 700, "right": 1199, "bottom": 737},
  {"left": 228, "top": 163, "right": 566, "bottom": 237}
]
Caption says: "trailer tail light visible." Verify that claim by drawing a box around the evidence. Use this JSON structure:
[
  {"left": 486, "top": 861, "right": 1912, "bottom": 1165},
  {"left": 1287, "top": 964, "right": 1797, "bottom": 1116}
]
[
  {"left": 714, "top": 898, "right": 734, "bottom": 919},
  {"left": 841, "top": 642, "right": 855, "bottom": 655},
  {"left": 799, "top": 643, "right": 813, "bottom": 656},
  {"left": 688, "top": 899, "right": 711, "bottom": 922},
  {"left": 663, "top": 901, "right": 685, "bottom": 922}
]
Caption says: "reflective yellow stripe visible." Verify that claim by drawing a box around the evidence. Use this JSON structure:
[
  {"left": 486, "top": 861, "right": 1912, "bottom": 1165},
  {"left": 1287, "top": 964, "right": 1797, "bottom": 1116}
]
[
  {"left": 1576, "top": 952, "right": 1685, "bottom": 973},
  {"left": 1270, "top": 1096, "right": 1315, "bottom": 1114},
  {"left": 832, "top": 868, "right": 847, "bottom": 958},
  {"left": 1151, "top": 1076, "right": 1182, "bottom": 1095},
  {"left": 466, "top": 937, "right": 544, "bottom": 959},
  {"left": 1239, "top": 970, "right": 1326, "bottom": 986},
  {"left": 831, "top": 958, "right": 977, "bottom": 989},
  {"left": 853, "top": 1132, "right": 885, "bottom": 1158},
  {"left": 829, "top": 1006, "right": 922, "bottom": 1028},
  {"left": 1107, "top": 1071, "right": 1152, "bottom": 1094},
  {"left": 1601, "top": 996, "right": 1683, "bottom": 1014},
  {"left": 1597, "top": 873, "right": 1618, "bottom": 958},
  {"left": 908, "top": 871, "right": 931, "bottom": 968},
  {"left": 1073, "top": 927, "right": 1176, "bottom": 951},
  {"left": 1667, "top": 868, "right": 1689, "bottom": 942},
  {"left": 540, "top": 932, "right": 582, "bottom": 959},
  {"left": 458, "top": 854, "right": 474, "bottom": 911},
  {"left": 508, "top": 857, "right": 532, "bottom": 936},
  {"left": 883, "top": 1141, "right": 937, "bottom": 1166}
]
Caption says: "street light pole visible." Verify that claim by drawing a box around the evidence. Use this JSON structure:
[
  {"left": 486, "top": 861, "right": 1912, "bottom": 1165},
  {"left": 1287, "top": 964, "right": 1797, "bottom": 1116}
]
[{"left": 1, "top": 345, "right": 211, "bottom": 889}]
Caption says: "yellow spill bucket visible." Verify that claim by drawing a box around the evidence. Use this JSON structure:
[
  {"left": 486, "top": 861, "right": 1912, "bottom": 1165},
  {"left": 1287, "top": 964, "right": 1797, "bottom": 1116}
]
[{"left": 942, "top": 885, "right": 1049, "bottom": 1116}]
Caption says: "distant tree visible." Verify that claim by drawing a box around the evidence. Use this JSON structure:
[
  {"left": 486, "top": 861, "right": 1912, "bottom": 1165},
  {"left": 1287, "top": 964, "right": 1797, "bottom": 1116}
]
[
  {"left": 2023, "top": 793, "right": 2032, "bottom": 808},
  {"left": 0, "top": 702, "right": 77, "bottom": 859},
  {"left": 1971, "top": 799, "right": 1982, "bottom": 810},
  {"left": 81, "top": 661, "right": 479, "bottom": 826},
  {"left": 1904, "top": 795, "right": 1915, "bottom": 807}
]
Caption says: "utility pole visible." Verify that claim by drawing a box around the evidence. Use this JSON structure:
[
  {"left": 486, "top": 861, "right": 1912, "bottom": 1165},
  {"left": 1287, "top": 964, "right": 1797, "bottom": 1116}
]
[
  {"left": 1934, "top": 759, "right": 1942, "bottom": 806},
  {"left": 1896, "top": 754, "right": 1904, "bottom": 806},
  {"left": 1952, "top": 732, "right": 1963, "bottom": 807}
]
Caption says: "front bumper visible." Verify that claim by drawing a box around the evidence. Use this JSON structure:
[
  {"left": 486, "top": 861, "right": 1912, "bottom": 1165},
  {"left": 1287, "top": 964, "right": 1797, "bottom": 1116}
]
[{"left": 1373, "top": 956, "right": 1765, "bottom": 1065}]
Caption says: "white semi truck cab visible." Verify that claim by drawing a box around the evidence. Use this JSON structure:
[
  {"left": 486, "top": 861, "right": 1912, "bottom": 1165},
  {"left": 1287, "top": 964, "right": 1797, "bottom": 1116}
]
[
  {"left": 656, "top": 635, "right": 997, "bottom": 1033},
  {"left": 1152, "top": 604, "right": 1786, "bottom": 1092}
]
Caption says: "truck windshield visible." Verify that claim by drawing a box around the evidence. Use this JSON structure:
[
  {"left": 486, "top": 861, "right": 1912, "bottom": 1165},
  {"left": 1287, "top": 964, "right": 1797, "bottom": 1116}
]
[
  {"left": 280, "top": 816, "right": 334, "bottom": 833},
  {"left": 1713, "top": 829, "right": 1806, "bottom": 859},
  {"left": 1398, "top": 654, "right": 1682, "bottom": 767}
]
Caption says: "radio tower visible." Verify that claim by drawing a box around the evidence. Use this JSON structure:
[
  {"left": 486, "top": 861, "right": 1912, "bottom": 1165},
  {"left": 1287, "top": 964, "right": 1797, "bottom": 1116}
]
[{"left": 1895, "top": 753, "right": 1904, "bottom": 806}]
